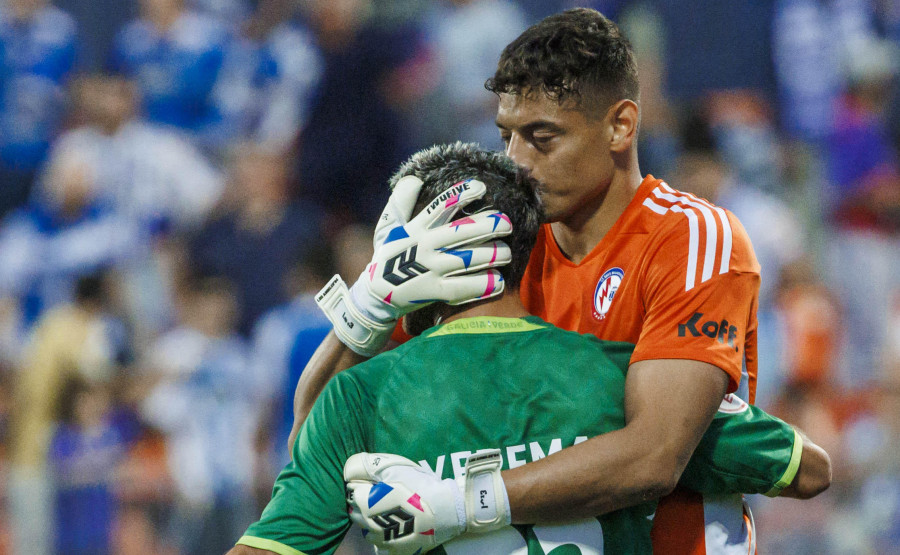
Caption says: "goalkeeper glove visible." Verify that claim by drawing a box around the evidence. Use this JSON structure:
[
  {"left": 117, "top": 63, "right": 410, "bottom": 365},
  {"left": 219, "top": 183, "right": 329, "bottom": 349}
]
[
  {"left": 316, "top": 176, "right": 512, "bottom": 357},
  {"left": 344, "top": 450, "right": 510, "bottom": 554}
]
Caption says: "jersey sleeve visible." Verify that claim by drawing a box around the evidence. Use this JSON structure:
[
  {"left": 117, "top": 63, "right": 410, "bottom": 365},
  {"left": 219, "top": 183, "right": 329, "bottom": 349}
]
[
  {"left": 678, "top": 395, "right": 802, "bottom": 497},
  {"left": 237, "top": 371, "right": 371, "bottom": 555},
  {"left": 631, "top": 208, "right": 760, "bottom": 391}
]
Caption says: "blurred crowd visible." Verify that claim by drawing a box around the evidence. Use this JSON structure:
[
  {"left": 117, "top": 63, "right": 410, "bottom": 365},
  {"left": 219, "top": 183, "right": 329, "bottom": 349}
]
[{"left": 0, "top": 0, "right": 896, "bottom": 553}]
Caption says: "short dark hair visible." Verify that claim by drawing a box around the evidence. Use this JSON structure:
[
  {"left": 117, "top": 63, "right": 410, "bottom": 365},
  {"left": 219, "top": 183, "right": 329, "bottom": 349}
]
[
  {"left": 485, "top": 8, "right": 639, "bottom": 113},
  {"left": 389, "top": 143, "right": 543, "bottom": 334}
]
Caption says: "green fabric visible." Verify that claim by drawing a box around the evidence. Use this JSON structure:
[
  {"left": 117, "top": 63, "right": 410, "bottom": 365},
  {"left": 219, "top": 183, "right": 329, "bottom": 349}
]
[
  {"left": 679, "top": 402, "right": 798, "bottom": 495},
  {"left": 242, "top": 316, "right": 796, "bottom": 554},
  {"left": 236, "top": 536, "right": 308, "bottom": 555},
  {"left": 764, "top": 430, "right": 803, "bottom": 497}
]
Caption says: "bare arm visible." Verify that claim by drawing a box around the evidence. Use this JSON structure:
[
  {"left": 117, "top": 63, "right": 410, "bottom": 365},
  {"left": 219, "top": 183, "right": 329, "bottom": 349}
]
[
  {"left": 287, "top": 331, "right": 366, "bottom": 452},
  {"left": 779, "top": 432, "right": 832, "bottom": 499},
  {"left": 503, "top": 358, "right": 729, "bottom": 522}
]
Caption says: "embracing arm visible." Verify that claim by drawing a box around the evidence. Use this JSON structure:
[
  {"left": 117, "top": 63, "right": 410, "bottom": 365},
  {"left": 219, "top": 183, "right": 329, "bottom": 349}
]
[
  {"left": 287, "top": 332, "right": 366, "bottom": 452},
  {"left": 503, "top": 358, "right": 729, "bottom": 522}
]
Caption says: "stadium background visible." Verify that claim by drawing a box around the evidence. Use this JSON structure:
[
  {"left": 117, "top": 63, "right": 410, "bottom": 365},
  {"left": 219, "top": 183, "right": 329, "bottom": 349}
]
[{"left": 0, "top": 0, "right": 897, "bottom": 553}]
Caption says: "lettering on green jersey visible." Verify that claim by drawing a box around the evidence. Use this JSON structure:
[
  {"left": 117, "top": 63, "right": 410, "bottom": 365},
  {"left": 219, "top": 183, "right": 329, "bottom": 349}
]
[
  {"left": 419, "top": 436, "right": 589, "bottom": 480},
  {"left": 427, "top": 316, "right": 545, "bottom": 337}
]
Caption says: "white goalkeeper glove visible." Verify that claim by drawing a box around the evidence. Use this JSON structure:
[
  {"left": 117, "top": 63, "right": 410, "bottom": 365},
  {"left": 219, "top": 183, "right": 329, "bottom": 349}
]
[
  {"left": 344, "top": 450, "right": 510, "bottom": 554},
  {"left": 316, "top": 176, "right": 512, "bottom": 357}
]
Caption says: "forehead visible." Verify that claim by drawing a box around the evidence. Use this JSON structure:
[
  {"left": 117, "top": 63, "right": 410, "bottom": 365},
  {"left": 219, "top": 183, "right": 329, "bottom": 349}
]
[{"left": 495, "top": 92, "right": 595, "bottom": 130}]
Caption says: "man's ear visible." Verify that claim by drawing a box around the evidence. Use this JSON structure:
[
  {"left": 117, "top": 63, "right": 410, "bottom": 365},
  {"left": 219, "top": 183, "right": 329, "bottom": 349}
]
[{"left": 609, "top": 99, "right": 639, "bottom": 154}]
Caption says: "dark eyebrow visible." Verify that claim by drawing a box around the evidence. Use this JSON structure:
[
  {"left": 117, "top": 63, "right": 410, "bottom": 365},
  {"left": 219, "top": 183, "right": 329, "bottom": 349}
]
[
  {"left": 495, "top": 119, "right": 564, "bottom": 134},
  {"left": 524, "top": 121, "right": 564, "bottom": 134}
]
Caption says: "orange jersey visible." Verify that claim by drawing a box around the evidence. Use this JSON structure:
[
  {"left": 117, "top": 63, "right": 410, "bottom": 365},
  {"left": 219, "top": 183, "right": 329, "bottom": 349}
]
[{"left": 521, "top": 175, "right": 761, "bottom": 555}]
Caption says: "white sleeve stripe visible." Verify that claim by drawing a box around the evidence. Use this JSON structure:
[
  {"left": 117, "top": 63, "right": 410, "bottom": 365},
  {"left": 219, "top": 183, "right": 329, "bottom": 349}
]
[
  {"left": 642, "top": 198, "right": 669, "bottom": 215},
  {"left": 669, "top": 205, "right": 700, "bottom": 291},
  {"left": 662, "top": 184, "right": 734, "bottom": 274},
  {"left": 652, "top": 186, "right": 718, "bottom": 284},
  {"left": 713, "top": 205, "right": 732, "bottom": 273}
]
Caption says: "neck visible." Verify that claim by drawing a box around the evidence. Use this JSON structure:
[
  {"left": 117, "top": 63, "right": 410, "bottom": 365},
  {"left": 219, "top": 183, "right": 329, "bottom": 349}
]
[
  {"left": 551, "top": 160, "right": 642, "bottom": 264},
  {"left": 441, "top": 289, "right": 530, "bottom": 325}
]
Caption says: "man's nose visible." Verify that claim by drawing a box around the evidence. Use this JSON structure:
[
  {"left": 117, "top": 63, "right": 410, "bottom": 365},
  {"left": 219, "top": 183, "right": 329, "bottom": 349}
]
[{"left": 505, "top": 134, "right": 532, "bottom": 171}]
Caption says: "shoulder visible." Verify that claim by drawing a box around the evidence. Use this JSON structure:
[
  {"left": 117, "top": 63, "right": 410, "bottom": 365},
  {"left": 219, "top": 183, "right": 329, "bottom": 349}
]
[
  {"left": 541, "top": 323, "right": 636, "bottom": 364},
  {"left": 640, "top": 180, "right": 759, "bottom": 280}
]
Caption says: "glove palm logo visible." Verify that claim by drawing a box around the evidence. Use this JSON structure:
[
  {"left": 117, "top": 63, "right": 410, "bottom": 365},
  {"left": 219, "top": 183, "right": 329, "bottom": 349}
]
[
  {"left": 383, "top": 245, "right": 429, "bottom": 286},
  {"left": 371, "top": 507, "right": 416, "bottom": 541}
]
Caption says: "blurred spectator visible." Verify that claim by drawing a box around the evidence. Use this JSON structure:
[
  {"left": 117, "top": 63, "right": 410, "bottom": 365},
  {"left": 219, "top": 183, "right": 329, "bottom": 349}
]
[
  {"left": 250, "top": 243, "right": 334, "bottom": 475},
  {"left": 775, "top": 259, "right": 842, "bottom": 390},
  {"left": 832, "top": 372, "right": 900, "bottom": 552},
  {"left": 138, "top": 276, "right": 261, "bottom": 555},
  {"left": 827, "top": 38, "right": 900, "bottom": 233},
  {"left": 46, "top": 74, "right": 225, "bottom": 341},
  {"left": 55, "top": 75, "right": 223, "bottom": 234},
  {"left": 212, "top": 0, "right": 322, "bottom": 151},
  {"left": 7, "top": 271, "right": 129, "bottom": 555},
  {"left": 110, "top": 0, "right": 228, "bottom": 143},
  {"left": 0, "top": 0, "right": 78, "bottom": 218},
  {"left": 0, "top": 142, "right": 140, "bottom": 330},
  {"left": 296, "top": 0, "right": 429, "bottom": 224},
  {"left": 190, "top": 143, "right": 323, "bottom": 335},
  {"left": 48, "top": 377, "right": 136, "bottom": 555},
  {"left": 772, "top": 0, "right": 842, "bottom": 142},
  {"left": 417, "top": 0, "right": 526, "bottom": 148},
  {"left": 824, "top": 36, "right": 900, "bottom": 386}
]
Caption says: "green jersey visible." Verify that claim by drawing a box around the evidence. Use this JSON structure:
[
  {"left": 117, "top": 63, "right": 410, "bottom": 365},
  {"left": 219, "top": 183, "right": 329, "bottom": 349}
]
[{"left": 237, "top": 316, "right": 800, "bottom": 555}]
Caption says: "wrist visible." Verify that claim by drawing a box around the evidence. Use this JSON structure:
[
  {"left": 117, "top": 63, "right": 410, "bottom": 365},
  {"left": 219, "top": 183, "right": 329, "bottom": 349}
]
[
  {"left": 461, "top": 449, "right": 511, "bottom": 533},
  {"left": 315, "top": 275, "right": 394, "bottom": 357}
]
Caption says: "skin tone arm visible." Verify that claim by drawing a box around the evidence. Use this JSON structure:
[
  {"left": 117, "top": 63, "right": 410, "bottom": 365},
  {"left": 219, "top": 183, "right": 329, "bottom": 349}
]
[
  {"left": 779, "top": 431, "right": 832, "bottom": 499},
  {"left": 503, "top": 358, "right": 729, "bottom": 522},
  {"left": 287, "top": 331, "right": 366, "bottom": 452}
]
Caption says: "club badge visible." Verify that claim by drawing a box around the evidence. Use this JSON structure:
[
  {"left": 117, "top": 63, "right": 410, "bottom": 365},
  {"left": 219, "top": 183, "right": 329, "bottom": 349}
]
[{"left": 593, "top": 267, "right": 624, "bottom": 320}]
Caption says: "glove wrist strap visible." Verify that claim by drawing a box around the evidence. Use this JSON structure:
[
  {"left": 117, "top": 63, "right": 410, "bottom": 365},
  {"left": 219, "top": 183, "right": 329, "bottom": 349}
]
[
  {"left": 315, "top": 275, "right": 394, "bottom": 358},
  {"left": 463, "top": 449, "right": 511, "bottom": 532}
]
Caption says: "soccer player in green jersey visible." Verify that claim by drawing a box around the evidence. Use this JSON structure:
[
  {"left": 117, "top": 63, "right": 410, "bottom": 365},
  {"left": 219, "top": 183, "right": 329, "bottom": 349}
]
[{"left": 228, "top": 143, "right": 830, "bottom": 555}]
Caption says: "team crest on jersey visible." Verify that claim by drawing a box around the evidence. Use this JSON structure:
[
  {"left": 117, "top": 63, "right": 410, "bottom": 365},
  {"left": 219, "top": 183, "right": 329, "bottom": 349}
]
[{"left": 593, "top": 267, "right": 624, "bottom": 320}]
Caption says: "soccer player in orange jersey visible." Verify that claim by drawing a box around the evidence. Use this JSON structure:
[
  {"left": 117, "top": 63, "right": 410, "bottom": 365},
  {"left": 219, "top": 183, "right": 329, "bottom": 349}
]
[
  {"left": 290, "top": 8, "right": 794, "bottom": 555},
  {"left": 491, "top": 10, "right": 760, "bottom": 552}
]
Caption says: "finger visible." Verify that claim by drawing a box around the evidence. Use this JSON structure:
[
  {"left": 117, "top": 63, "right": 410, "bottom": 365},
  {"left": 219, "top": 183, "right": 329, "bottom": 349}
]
[
  {"left": 344, "top": 452, "right": 377, "bottom": 482},
  {"left": 430, "top": 241, "right": 512, "bottom": 276},
  {"left": 374, "top": 175, "right": 424, "bottom": 241},
  {"left": 423, "top": 210, "right": 513, "bottom": 250},
  {"left": 346, "top": 481, "right": 369, "bottom": 511},
  {"left": 441, "top": 269, "right": 506, "bottom": 305},
  {"left": 346, "top": 482, "right": 381, "bottom": 536},
  {"left": 344, "top": 452, "right": 421, "bottom": 482},
  {"left": 407, "top": 179, "right": 487, "bottom": 232}
]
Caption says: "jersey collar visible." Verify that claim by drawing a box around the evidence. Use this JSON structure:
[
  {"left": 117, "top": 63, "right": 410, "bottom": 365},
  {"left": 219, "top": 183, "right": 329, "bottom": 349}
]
[
  {"left": 543, "top": 174, "right": 662, "bottom": 267},
  {"left": 423, "top": 316, "right": 548, "bottom": 337}
]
